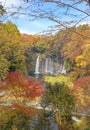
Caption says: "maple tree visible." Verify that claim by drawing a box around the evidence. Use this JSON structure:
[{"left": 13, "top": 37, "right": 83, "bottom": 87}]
[
  {"left": 59, "top": 25, "right": 90, "bottom": 74},
  {"left": 72, "top": 76, "right": 90, "bottom": 110},
  {"left": 0, "top": 71, "right": 44, "bottom": 129},
  {"left": 0, "top": 72, "right": 44, "bottom": 113},
  {"left": 0, "top": 3, "right": 90, "bottom": 128},
  {"left": 21, "top": 34, "right": 40, "bottom": 46},
  {"left": 72, "top": 42, "right": 90, "bottom": 79}
]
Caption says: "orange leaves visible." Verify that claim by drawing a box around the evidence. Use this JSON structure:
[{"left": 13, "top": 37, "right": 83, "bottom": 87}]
[
  {"left": 5, "top": 71, "right": 28, "bottom": 87},
  {"left": 72, "top": 47, "right": 83, "bottom": 58},
  {"left": 0, "top": 72, "right": 44, "bottom": 103},
  {"left": 11, "top": 103, "right": 41, "bottom": 116},
  {"left": 74, "top": 76, "right": 90, "bottom": 91},
  {"left": 72, "top": 76, "right": 90, "bottom": 108},
  {"left": 24, "top": 81, "right": 45, "bottom": 98},
  {"left": 62, "top": 25, "right": 90, "bottom": 62},
  {"left": 0, "top": 72, "right": 44, "bottom": 117},
  {"left": 21, "top": 34, "right": 35, "bottom": 46}
]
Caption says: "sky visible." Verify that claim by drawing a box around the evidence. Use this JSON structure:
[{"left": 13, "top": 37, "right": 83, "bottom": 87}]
[
  {"left": 0, "top": 0, "right": 90, "bottom": 35},
  {"left": 0, "top": 0, "right": 57, "bottom": 34}
]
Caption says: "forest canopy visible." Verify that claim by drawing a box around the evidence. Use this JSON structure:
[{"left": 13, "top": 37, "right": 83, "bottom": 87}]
[{"left": 0, "top": 1, "right": 90, "bottom": 129}]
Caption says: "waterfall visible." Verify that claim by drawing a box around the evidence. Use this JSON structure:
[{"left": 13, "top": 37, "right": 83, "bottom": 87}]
[
  {"left": 45, "top": 58, "right": 48, "bottom": 73},
  {"left": 56, "top": 63, "right": 66, "bottom": 75},
  {"left": 34, "top": 56, "right": 66, "bottom": 75},
  {"left": 45, "top": 58, "right": 53, "bottom": 74},
  {"left": 61, "top": 65, "right": 66, "bottom": 74},
  {"left": 35, "top": 56, "right": 40, "bottom": 74},
  {"left": 49, "top": 58, "right": 53, "bottom": 74}
]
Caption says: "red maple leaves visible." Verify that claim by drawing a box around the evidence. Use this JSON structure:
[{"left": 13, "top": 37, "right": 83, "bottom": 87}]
[
  {"left": 3, "top": 71, "right": 44, "bottom": 98},
  {"left": 0, "top": 72, "right": 44, "bottom": 115},
  {"left": 72, "top": 76, "right": 90, "bottom": 108}
]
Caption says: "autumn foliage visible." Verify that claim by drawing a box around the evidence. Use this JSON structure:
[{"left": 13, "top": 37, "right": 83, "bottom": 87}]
[
  {"left": 72, "top": 76, "right": 90, "bottom": 109},
  {"left": 0, "top": 72, "right": 45, "bottom": 129},
  {"left": 4, "top": 71, "right": 44, "bottom": 97},
  {"left": 0, "top": 72, "right": 44, "bottom": 115},
  {"left": 11, "top": 103, "right": 43, "bottom": 116}
]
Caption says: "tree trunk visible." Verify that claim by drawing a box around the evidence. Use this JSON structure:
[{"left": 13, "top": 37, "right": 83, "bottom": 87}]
[{"left": 55, "top": 111, "right": 61, "bottom": 130}]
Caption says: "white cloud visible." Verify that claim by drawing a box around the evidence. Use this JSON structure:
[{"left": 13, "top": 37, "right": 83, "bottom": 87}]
[
  {"left": 19, "top": 28, "right": 36, "bottom": 35},
  {"left": 80, "top": 21, "right": 90, "bottom": 25}
]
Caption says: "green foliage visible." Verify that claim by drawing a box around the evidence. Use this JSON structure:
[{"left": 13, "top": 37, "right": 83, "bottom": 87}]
[
  {"left": 44, "top": 76, "right": 75, "bottom": 130},
  {"left": 46, "top": 82, "right": 74, "bottom": 112},
  {"left": 25, "top": 47, "right": 35, "bottom": 74},
  {"left": 77, "top": 24, "right": 90, "bottom": 31},
  {"left": 0, "top": 21, "right": 27, "bottom": 77},
  {"left": 44, "top": 75, "right": 73, "bottom": 88},
  {"left": 0, "top": 55, "right": 9, "bottom": 78},
  {"left": 5, "top": 21, "right": 20, "bottom": 39},
  {"left": 73, "top": 117, "right": 90, "bottom": 130},
  {"left": 0, "top": 109, "right": 30, "bottom": 130},
  {"left": 64, "top": 59, "right": 73, "bottom": 72},
  {"left": 33, "top": 42, "right": 46, "bottom": 53},
  {"left": 0, "top": 19, "right": 90, "bottom": 130},
  {"left": 7, "top": 44, "right": 26, "bottom": 74}
]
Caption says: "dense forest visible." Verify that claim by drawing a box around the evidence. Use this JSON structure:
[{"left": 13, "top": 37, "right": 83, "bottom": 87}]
[{"left": 0, "top": 20, "right": 90, "bottom": 130}]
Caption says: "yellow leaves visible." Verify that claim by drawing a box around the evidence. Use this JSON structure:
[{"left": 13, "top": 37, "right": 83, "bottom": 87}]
[
  {"left": 75, "top": 88, "right": 85, "bottom": 107},
  {"left": 75, "top": 55, "right": 86, "bottom": 68},
  {"left": 74, "top": 43, "right": 90, "bottom": 76},
  {"left": 75, "top": 43, "right": 90, "bottom": 70},
  {"left": 73, "top": 76, "right": 90, "bottom": 109},
  {"left": 70, "top": 71, "right": 78, "bottom": 81},
  {"left": 83, "top": 44, "right": 90, "bottom": 58},
  {"left": 83, "top": 43, "right": 90, "bottom": 51},
  {"left": 33, "top": 97, "right": 41, "bottom": 104},
  {"left": 84, "top": 39, "right": 90, "bottom": 44},
  {"left": 75, "top": 88, "right": 90, "bottom": 107},
  {"left": 44, "top": 75, "right": 73, "bottom": 88},
  {"left": 76, "top": 55, "right": 86, "bottom": 68}
]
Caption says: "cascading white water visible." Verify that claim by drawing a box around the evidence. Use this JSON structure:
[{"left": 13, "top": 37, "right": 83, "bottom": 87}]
[
  {"left": 34, "top": 56, "right": 66, "bottom": 75},
  {"left": 61, "top": 65, "right": 66, "bottom": 74},
  {"left": 49, "top": 58, "right": 53, "bottom": 74},
  {"left": 35, "top": 56, "right": 40, "bottom": 74},
  {"left": 56, "top": 63, "right": 66, "bottom": 75},
  {"left": 45, "top": 58, "right": 48, "bottom": 73},
  {"left": 45, "top": 58, "right": 54, "bottom": 74}
]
